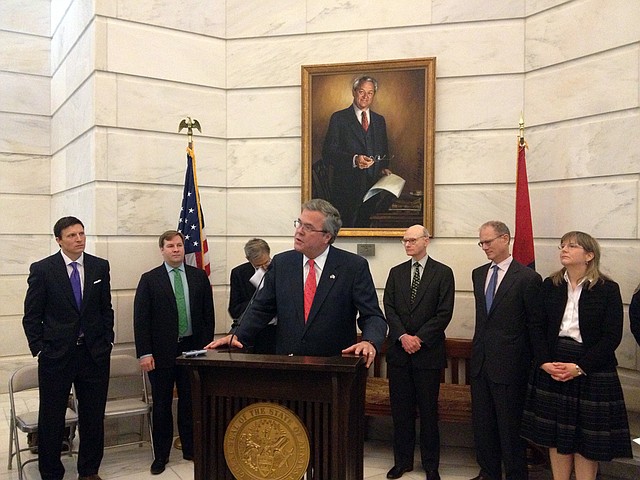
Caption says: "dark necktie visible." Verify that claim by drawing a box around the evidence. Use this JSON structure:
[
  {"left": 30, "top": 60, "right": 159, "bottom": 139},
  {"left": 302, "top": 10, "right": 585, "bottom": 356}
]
[
  {"left": 410, "top": 262, "right": 420, "bottom": 304},
  {"left": 486, "top": 265, "right": 499, "bottom": 312},
  {"left": 304, "top": 259, "right": 316, "bottom": 322},
  {"left": 70, "top": 261, "right": 82, "bottom": 309},
  {"left": 173, "top": 268, "right": 188, "bottom": 336},
  {"left": 361, "top": 111, "right": 368, "bottom": 132}
]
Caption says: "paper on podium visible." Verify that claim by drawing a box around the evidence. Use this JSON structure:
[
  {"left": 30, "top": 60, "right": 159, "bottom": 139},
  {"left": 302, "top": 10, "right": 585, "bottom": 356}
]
[
  {"left": 363, "top": 173, "right": 406, "bottom": 203},
  {"left": 634, "top": 437, "right": 640, "bottom": 446}
]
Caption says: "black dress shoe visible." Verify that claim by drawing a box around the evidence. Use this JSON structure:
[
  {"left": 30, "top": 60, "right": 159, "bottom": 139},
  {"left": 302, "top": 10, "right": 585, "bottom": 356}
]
[
  {"left": 150, "top": 458, "right": 168, "bottom": 475},
  {"left": 183, "top": 454, "right": 194, "bottom": 461},
  {"left": 426, "top": 470, "right": 441, "bottom": 480},
  {"left": 387, "top": 465, "right": 413, "bottom": 479}
]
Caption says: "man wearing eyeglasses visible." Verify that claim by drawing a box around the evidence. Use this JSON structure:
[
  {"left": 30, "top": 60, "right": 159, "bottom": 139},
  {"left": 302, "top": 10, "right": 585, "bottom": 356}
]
[
  {"left": 383, "top": 225, "right": 454, "bottom": 480},
  {"left": 469, "top": 221, "right": 541, "bottom": 480},
  {"left": 228, "top": 238, "right": 276, "bottom": 354},
  {"left": 207, "top": 199, "right": 386, "bottom": 367},
  {"left": 322, "top": 75, "right": 392, "bottom": 228}
]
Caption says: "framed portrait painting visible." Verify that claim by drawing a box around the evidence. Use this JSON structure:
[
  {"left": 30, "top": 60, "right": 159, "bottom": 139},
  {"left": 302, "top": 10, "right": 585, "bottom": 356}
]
[{"left": 301, "top": 58, "right": 436, "bottom": 237}]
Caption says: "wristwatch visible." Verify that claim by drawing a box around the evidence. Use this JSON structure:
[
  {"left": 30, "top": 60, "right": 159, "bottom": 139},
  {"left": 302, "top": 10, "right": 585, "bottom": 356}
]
[{"left": 575, "top": 364, "right": 585, "bottom": 376}]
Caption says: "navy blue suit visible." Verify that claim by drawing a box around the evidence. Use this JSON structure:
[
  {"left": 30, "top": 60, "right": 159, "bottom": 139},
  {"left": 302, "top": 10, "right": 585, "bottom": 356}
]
[
  {"left": 234, "top": 246, "right": 387, "bottom": 355},
  {"left": 23, "top": 251, "right": 114, "bottom": 480},
  {"left": 322, "top": 105, "right": 389, "bottom": 227}
]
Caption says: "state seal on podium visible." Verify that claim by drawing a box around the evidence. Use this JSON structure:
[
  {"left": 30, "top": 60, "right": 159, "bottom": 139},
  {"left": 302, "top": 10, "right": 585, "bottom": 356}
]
[{"left": 224, "top": 402, "right": 310, "bottom": 479}]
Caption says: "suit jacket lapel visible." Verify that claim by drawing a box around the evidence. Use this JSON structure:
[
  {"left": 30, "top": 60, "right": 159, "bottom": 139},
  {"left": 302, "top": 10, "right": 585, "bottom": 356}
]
[
  {"left": 477, "top": 263, "right": 491, "bottom": 315},
  {"left": 54, "top": 252, "right": 81, "bottom": 312},
  {"left": 488, "top": 261, "right": 519, "bottom": 314},
  {"left": 411, "top": 258, "right": 436, "bottom": 310}
]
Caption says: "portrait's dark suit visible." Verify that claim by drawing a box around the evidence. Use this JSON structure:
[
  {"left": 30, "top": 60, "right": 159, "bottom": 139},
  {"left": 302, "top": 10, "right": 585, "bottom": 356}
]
[
  {"left": 322, "top": 105, "right": 389, "bottom": 227},
  {"left": 23, "top": 251, "right": 114, "bottom": 480},
  {"left": 228, "top": 261, "right": 276, "bottom": 353},
  {"left": 471, "top": 259, "right": 541, "bottom": 480},
  {"left": 235, "top": 246, "right": 387, "bottom": 355},
  {"left": 134, "top": 264, "right": 214, "bottom": 462},
  {"left": 384, "top": 257, "right": 455, "bottom": 472}
]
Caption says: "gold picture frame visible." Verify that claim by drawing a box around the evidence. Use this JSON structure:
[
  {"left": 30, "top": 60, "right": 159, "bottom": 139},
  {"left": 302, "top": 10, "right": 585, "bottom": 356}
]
[{"left": 301, "top": 58, "right": 436, "bottom": 237}]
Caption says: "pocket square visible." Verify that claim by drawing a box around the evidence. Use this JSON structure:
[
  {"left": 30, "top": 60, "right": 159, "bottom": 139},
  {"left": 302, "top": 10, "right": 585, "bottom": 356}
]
[{"left": 93, "top": 279, "right": 102, "bottom": 284}]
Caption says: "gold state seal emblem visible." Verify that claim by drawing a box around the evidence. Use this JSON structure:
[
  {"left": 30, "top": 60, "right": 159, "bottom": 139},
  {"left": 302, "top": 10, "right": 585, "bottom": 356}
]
[{"left": 224, "top": 402, "right": 310, "bottom": 479}]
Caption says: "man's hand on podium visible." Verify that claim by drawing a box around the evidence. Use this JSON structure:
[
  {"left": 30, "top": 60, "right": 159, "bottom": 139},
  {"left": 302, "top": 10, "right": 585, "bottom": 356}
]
[
  {"left": 205, "top": 334, "right": 244, "bottom": 350},
  {"left": 342, "top": 340, "right": 376, "bottom": 368}
]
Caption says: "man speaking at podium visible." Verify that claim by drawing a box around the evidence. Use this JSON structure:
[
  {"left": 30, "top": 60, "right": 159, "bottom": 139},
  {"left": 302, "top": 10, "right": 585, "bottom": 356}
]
[{"left": 207, "top": 199, "right": 386, "bottom": 367}]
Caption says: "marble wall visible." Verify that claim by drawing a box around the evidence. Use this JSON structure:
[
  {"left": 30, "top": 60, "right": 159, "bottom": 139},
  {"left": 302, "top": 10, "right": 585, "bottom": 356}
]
[{"left": 0, "top": 0, "right": 639, "bottom": 391}]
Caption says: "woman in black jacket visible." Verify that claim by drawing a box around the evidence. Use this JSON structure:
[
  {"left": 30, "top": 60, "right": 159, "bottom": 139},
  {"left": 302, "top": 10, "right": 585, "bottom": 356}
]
[{"left": 521, "top": 231, "right": 632, "bottom": 480}]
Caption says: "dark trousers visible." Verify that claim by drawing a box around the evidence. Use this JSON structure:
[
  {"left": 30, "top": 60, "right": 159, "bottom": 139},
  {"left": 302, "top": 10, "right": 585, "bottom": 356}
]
[
  {"left": 471, "top": 368, "right": 528, "bottom": 480},
  {"left": 38, "top": 344, "right": 109, "bottom": 480},
  {"left": 148, "top": 337, "right": 195, "bottom": 461},
  {"left": 388, "top": 364, "right": 441, "bottom": 471}
]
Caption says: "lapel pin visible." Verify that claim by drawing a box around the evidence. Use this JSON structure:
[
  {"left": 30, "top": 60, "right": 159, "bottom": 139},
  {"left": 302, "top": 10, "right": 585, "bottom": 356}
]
[{"left": 330, "top": 274, "right": 336, "bottom": 279}]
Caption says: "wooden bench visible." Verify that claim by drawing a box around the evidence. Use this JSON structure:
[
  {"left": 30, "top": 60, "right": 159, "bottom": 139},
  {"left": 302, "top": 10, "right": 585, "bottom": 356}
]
[{"left": 365, "top": 337, "right": 473, "bottom": 424}]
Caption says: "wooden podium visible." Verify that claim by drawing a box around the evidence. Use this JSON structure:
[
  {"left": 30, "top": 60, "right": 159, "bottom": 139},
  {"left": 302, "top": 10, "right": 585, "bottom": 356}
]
[{"left": 177, "top": 351, "right": 368, "bottom": 480}]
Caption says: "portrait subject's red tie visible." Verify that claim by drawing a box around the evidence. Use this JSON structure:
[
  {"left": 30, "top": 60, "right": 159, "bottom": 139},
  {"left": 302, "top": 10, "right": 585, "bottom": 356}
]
[
  {"left": 361, "top": 111, "right": 368, "bottom": 132},
  {"left": 304, "top": 259, "right": 316, "bottom": 322}
]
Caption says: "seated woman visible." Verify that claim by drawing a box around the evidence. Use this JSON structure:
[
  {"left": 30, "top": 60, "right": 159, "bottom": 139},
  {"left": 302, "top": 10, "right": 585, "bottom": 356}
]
[{"left": 521, "top": 231, "right": 632, "bottom": 480}]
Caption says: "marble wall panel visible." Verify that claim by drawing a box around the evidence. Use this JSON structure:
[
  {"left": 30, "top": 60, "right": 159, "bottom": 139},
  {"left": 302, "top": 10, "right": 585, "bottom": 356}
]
[
  {"left": 0, "top": 113, "right": 50, "bottom": 155},
  {"left": 0, "top": 194, "right": 50, "bottom": 235},
  {"left": 435, "top": 131, "right": 519, "bottom": 185},
  {"left": 369, "top": 22, "right": 523, "bottom": 78},
  {"left": 432, "top": 0, "right": 524, "bottom": 23},
  {"left": 105, "top": 130, "right": 225, "bottom": 187},
  {"left": 225, "top": 0, "right": 305, "bottom": 38},
  {"left": 51, "top": 22, "right": 97, "bottom": 113},
  {"left": 113, "top": 0, "right": 225, "bottom": 38},
  {"left": 525, "top": 47, "right": 639, "bottom": 126},
  {"left": 0, "top": 275, "right": 28, "bottom": 316},
  {"left": 107, "top": 237, "right": 170, "bottom": 290},
  {"left": 0, "top": 153, "right": 50, "bottom": 195},
  {"left": 526, "top": 0, "right": 639, "bottom": 70},
  {"left": 306, "top": 0, "right": 431, "bottom": 33},
  {"left": 227, "top": 139, "right": 299, "bottom": 187},
  {"left": 227, "top": 87, "right": 299, "bottom": 138},
  {"left": 51, "top": 132, "right": 98, "bottom": 194},
  {"left": 226, "top": 33, "right": 367, "bottom": 89},
  {"left": 226, "top": 190, "right": 300, "bottom": 236},
  {"left": 51, "top": 0, "right": 94, "bottom": 72},
  {"left": 95, "top": 73, "right": 118, "bottom": 128},
  {"left": 115, "top": 184, "right": 181, "bottom": 235},
  {"left": 106, "top": 20, "right": 225, "bottom": 88},
  {"left": 0, "top": 31, "right": 49, "bottom": 76},
  {"left": 50, "top": 186, "right": 109, "bottom": 236},
  {"left": 531, "top": 179, "right": 638, "bottom": 239},
  {"left": 526, "top": 0, "right": 571, "bottom": 16},
  {"left": 526, "top": 112, "right": 640, "bottom": 183},
  {"left": 0, "top": 72, "right": 50, "bottom": 115},
  {"left": 0, "top": 0, "right": 50, "bottom": 36},
  {"left": 0, "top": 234, "right": 52, "bottom": 276},
  {"left": 116, "top": 76, "right": 226, "bottom": 138},
  {"left": 436, "top": 75, "right": 524, "bottom": 132},
  {"left": 51, "top": 0, "right": 74, "bottom": 32},
  {"left": 433, "top": 185, "right": 515, "bottom": 238},
  {"left": 50, "top": 78, "right": 97, "bottom": 153},
  {"left": 0, "top": 316, "right": 31, "bottom": 357}
]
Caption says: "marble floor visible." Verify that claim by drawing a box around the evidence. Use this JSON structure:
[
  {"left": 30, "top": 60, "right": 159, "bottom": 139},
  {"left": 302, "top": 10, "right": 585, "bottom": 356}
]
[{"left": 0, "top": 387, "right": 486, "bottom": 480}]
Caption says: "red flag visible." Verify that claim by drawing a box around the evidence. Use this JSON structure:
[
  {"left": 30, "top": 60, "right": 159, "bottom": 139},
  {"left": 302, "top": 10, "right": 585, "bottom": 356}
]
[
  {"left": 177, "top": 147, "right": 211, "bottom": 281},
  {"left": 513, "top": 142, "right": 535, "bottom": 270}
]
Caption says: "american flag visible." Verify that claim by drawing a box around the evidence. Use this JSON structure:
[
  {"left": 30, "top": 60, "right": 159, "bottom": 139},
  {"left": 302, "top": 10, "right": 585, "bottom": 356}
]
[{"left": 177, "top": 147, "right": 211, "bottom": 281}]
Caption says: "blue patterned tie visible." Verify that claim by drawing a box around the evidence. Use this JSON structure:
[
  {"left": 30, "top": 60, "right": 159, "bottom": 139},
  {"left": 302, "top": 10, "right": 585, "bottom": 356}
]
[
  {"left": 70, "top": 262, "right": 82, "bottom": 309},
  {"left": 485, "top": 265, "right": 499, "bottom": 313}
]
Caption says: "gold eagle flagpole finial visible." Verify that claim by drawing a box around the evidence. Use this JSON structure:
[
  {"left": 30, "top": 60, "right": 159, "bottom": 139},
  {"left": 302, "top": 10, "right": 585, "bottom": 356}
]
[{"left": 178, "top": 117, "right": 201, "bottom": 148}]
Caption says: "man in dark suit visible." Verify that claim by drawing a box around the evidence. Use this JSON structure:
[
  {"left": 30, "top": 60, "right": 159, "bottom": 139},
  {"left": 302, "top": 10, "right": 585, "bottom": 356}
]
[
  {"left": 228, "top": 238, "right": 276, "bottom": 353},
  {"left": 23, "top": 216, "right": 114, "bottom": 480},
  {"left": 470, "top": 221, "right": 541, "bottom": 480},
  {"left": 208, "top": 199, "right": 386, "bottom": 367},
  {"left": 134, "top": 230, "right": 215, "bottom": 475},
  {"left": 322, "top": 75, "right": 391, "bottom": 227},
  {"left": 384, "top": 225, "right": 454, "bottom": 480}
]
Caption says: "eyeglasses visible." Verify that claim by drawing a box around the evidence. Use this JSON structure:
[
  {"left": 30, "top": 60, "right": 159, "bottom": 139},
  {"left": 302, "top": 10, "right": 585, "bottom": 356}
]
[
  {"left": 401, "top": 236, "right": 425, "bottom": 245},
  {"left": 477, "top": 235, "right": 505, "bottom": 248},
  {"left": 293, "top": 219, "right": 326, "bottom": 234},
  {"left": 558, "top": 243, "right": 584, "bottom": 250}
]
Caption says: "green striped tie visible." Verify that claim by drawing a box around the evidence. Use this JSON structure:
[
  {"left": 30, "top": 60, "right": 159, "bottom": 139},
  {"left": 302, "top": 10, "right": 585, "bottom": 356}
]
[{"left": 173, "top": 268, "right": 188, "bottom": 336}]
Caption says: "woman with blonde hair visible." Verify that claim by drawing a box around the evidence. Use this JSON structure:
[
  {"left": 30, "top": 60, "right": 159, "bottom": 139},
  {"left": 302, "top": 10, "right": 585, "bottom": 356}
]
[{"left": 521, "top": 231, "right": 632, "bottom": 480}]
